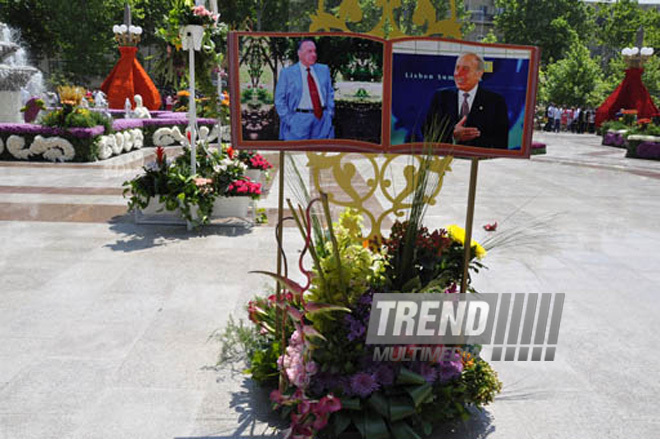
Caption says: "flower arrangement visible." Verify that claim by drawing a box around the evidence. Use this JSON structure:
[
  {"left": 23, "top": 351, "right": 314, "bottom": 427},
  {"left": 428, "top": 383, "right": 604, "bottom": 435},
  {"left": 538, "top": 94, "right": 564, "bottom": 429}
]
[
  {"left": 238, "top": 150, "right": 273, "bottom": 171},
  {"left": 178, "top": 4, "right": 220, "bottom": 27},
  {"left": 123, "top": 142, "right": 264, "bottom": 225},
  {"left": 154, "top": 0, "right": 227, "bottom": 99},
  {"left": 217, "top": 187, "right": 502, "bottom": 439},
  {"left": 225, "top": 178, "right": 262, "bottom": 199}
]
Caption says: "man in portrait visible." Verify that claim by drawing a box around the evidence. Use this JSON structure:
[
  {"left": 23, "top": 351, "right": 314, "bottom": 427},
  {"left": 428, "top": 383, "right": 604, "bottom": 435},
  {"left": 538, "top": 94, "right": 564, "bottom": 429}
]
[
  {"left": 275, "top": 39, "right": 335, "bottom": 140},
  {"left": 423, "top": 52, "right": 509, "bottom": 149}
]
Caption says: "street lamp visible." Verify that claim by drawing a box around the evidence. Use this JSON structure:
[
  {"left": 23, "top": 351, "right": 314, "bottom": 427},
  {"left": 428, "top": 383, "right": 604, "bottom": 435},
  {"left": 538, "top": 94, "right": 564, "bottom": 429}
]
[{"left": 621, "top": 45, "right": 654, "bottom": 68}]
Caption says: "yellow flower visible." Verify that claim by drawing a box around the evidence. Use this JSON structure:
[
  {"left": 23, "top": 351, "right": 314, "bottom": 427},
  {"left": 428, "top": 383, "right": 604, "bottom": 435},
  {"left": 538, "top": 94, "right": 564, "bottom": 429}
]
[{"left": 446, "top": 224, "right": 487, "bottom": 259}]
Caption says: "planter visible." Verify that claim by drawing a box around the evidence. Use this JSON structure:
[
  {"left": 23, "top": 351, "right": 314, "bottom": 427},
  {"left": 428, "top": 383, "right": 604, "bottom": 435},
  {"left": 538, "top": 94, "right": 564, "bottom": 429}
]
[
  {"left": 136, "top": 198, "right": 187, "bottom": 224},
  {"left": 245, "top": 169, "right": 263, "bottom": 184},
  {"left": 212, "top": 196, "right": 251, "bottom": 218},
  {"left": 180, "top": 25, "right": 205, "bottom": 51}
]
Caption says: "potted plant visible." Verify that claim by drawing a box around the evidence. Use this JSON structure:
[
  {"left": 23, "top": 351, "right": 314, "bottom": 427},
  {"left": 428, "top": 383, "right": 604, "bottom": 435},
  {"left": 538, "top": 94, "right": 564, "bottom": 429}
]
[
  {"left": 172, "top": 2, "right": 220, "bottom": 51},
  {"left": 214, "top": 177, "right": 262, "bottom": 218},
  {"left": 238, "top": 150, "right": 273, "bottom": 183},
  {"left": 123, "top": 146, "right": 171, "bottom": 215}
]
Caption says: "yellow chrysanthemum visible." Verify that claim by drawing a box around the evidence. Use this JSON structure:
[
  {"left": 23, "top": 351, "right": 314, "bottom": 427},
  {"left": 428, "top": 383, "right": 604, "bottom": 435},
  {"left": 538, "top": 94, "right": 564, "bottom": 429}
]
[{"left": 446, "top": 224, "right": 487, "bottom": 259}]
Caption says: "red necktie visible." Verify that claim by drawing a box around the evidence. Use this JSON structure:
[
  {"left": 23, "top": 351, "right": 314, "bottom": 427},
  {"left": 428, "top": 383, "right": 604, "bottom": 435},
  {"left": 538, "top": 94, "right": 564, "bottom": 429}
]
[{"left": 307, "top": 67, "right": 323, "bottom": 120}]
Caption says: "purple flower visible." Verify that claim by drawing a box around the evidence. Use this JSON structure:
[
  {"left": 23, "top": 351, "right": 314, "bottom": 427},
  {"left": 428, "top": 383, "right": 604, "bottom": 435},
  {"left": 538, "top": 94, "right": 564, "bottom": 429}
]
[
  {"left": 0, "top": 123, "right": 104, "bottom": 138},
  {"left": 350, "top": 372, "right": 379, "bottom": 398},
  {"left": 345, "top": 315, "right": 366, "bottom": 341},
  {"left": 437, "top": 360, "right": 463, "bottom": 383},
  {"left": 373, "top": 365, "right": 395, "bottom": 386},
  {"left": 113, "top": 119, "right": 144, "bottom": 131},
  {"left": 419, "top": 363, "right": 437, "bottom": 383}
]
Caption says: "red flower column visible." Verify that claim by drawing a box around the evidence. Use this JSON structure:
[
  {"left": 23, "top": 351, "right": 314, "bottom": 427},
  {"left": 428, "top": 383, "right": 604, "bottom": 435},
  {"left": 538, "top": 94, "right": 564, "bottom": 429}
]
[
  {"left": 596, "top": 68, "right": 659, "bottom": 127},
  {"left": 101, "top": 46, "right": 162, "bottom": 111}
]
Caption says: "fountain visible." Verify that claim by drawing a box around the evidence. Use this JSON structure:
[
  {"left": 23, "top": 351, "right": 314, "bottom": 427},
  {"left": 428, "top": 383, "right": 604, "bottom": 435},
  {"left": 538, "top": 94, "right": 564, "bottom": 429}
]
[{"left": 0, "top": 23, "right": 42, "bottom": 123}]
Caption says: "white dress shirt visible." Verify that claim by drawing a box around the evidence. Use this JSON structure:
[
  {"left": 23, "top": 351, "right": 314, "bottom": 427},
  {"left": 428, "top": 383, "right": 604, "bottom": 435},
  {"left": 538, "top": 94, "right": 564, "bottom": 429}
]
[{"left": 297, "top": 63, "right": 325, "bottom": 110}]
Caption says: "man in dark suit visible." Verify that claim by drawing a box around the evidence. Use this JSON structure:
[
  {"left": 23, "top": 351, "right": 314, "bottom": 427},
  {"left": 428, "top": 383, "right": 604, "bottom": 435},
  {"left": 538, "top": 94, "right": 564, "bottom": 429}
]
[
  {"left": 274, "top": 39, "right": 335, "bottom": 140},
  {"left": 424, "top": 52, "right": 509, "bottom": 149}
]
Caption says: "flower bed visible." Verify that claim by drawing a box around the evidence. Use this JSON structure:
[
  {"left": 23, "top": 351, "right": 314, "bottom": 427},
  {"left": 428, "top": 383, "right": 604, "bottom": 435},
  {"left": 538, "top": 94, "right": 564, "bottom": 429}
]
[
  {"left": 626, "top": 134, "right": 660, "bottom": 160},
  {"left": 123, "top": 144, "right": 268, "bottom": 226},
  {"left": 531, "top": 141, "right": 546, "bottom": 155},
  {"left": 0, "top": 114, "right": 219, "bottom": 162},
  {"left": 602, "top": 130, "right": 627, "bottom": 147}
]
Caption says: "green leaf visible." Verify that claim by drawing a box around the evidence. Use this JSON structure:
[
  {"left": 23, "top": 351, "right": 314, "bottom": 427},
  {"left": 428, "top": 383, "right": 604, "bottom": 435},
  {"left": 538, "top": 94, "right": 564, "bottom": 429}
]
[
  {"left": 330, "top": 411, "right": 352, "bottom": 436},
  {"left": 401, "top": 276, "right": 422, "bottom": 293},
  {"left": 351, "top": 410, "right": 390, "bottom": 439},
  {"left": 389, "top": 397, "right": 416, "bottom": 422},
  {"left": 367, "top": 392, "right": 389, "bottom": 417},
  {"left": 305, "top": 302, "right": 351, "bottom": 315},
  {"left": 340, "top": 397, "right": 362, "bottom": 411},
  {"left": 405, "top": 383, "right": 433, "bottom": 407},
  {"left": 396, "top": 367, "right": 426, "bottom": 385},
  {"left": 390, "top": 421, "right": 422, "bottom": 439},
  {"left": 422, "top": 420, "right": 433, "bottom": 436}
]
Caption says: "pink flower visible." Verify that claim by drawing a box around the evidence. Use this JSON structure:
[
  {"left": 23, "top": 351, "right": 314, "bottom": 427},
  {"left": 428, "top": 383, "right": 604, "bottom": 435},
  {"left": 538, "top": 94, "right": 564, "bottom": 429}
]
[
  {"left": 270, "top": 389, "right": 284, "bottom": 404},
  {"left": 316, "top": 395, "right": 342, "bottom": 414}
]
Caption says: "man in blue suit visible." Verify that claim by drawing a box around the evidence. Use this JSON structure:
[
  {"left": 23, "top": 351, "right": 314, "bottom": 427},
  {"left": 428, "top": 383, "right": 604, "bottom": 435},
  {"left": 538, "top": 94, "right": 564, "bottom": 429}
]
[
  {"left": 275, "top": 39, "right": 335, "bottom": 140},
  {"left": 423, "top": 52, "right": 509, "bottom": 149}
]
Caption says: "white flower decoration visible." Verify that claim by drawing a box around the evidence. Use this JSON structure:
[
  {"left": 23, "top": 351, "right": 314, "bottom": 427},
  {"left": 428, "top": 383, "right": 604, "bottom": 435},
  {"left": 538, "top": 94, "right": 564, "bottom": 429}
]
[
  {"left": 97, "top": 135, "right": 115, "bottom": 160},
  {"left": 7, "top": 135, "right": 31, "bottom": 159},
  {"left": 29, "top": 135, "right": 75, "bottom": 162}
]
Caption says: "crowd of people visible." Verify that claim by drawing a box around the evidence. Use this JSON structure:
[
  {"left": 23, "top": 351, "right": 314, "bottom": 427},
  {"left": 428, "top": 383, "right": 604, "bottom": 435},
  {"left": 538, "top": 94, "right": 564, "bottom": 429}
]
[{"left": 542, "top": 104, "right": 597, "bottom": 134}]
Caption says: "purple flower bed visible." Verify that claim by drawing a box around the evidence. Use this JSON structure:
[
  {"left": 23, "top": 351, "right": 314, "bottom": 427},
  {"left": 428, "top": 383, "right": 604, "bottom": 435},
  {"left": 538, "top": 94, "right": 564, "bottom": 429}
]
[
  {"left": 0, "top": 123, "right": 104, "bottom": 138},
  {"left": 142, "top": 117, "right": 217, "bottom": 127},
  {"left": 603, "top": 132, "right": 625, "bottom": 147},
  {"left": 634, "top": 142, "right": 660, "bottom": 160},
  {"left": 113, "top": 119, "right": 144, "bottom": 131}
]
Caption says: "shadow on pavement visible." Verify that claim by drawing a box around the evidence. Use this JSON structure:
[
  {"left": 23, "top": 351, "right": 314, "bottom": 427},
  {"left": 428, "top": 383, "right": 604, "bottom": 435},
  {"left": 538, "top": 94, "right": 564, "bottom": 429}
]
[{"left": 105, "top": 215, "right": 253, "bottom": 252}]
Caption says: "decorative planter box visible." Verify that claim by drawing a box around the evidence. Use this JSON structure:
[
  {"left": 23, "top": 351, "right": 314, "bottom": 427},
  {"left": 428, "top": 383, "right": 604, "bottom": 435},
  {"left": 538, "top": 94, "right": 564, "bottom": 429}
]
[
  {"left": 245, "top": 169, "right": 263, "bottom": 184},
  {"left": 212, "top": 196, "right": 251, "bottom": 218},
  {"left": 602, "top": 130, "right": 627, "bottom": 147},
  {"left": 626, "top": 134, "right": 660, "bottom": 160}
]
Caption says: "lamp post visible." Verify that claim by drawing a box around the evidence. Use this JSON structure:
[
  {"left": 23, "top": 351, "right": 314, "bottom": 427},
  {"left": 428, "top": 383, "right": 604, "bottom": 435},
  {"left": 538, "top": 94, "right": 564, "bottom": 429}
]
[{"left": 621, "top": 46, "right": 654, "bottom": 69}]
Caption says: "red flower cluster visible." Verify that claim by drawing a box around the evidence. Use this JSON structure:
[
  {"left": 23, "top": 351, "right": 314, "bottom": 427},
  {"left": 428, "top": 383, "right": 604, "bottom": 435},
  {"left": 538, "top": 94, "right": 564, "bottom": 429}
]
[
  {"left": 227, "top": 178, "right": 261, "bottom": 197},
  {"left": 248, "top": 153, "right": 273, "bottom": 170},
  {"left": 155, "top": 146, "right": 165, "bottom": 165},
  {"left": 378, "top": 221, "right": 451, "bottom": 258}
]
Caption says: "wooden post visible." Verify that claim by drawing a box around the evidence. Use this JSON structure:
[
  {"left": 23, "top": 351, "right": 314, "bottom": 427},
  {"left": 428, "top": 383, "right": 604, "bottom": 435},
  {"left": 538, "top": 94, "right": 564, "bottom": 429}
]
[{"left": 460, "top": 158, "right": 479, "bottom": 294}]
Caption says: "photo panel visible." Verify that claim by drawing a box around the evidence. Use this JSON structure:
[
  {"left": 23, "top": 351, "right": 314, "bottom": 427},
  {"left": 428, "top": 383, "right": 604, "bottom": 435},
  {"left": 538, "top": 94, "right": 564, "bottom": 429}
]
[
  {"left": 389, "top": 39, "right": 538, "bottom": 158},
  {"left": 229, "top": 32, "right": 386, "bottom": 152}
]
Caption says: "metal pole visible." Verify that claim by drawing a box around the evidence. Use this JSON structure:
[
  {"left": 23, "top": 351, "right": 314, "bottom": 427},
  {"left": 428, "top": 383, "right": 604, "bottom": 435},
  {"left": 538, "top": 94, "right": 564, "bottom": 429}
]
[
  {"left": 188, "top": 45, "right": 197, "bottom": 175},
  {"left": 276, "top": 151, "right": 286, "bottom": 391},
  {"left": 460, "top": 158, "right": 479, "bottom": 294}
]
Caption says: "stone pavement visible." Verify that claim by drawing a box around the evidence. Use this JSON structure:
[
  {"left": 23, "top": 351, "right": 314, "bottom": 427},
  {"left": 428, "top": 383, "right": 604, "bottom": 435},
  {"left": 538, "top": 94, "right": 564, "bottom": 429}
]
[{"left": 1, "top": 132, "right": 659, "bottom": 439}]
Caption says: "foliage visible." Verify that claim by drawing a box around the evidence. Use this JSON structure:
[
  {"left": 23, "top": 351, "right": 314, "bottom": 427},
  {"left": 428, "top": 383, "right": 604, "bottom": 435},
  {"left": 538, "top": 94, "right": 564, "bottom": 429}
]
[
  {"left": 541, "top": 42, "right": 604, "bottom": 107},
  {"left": 216, "top": 152, "right": 500, "bottom": 439},
  {"left": 41, "top": 106, "right": 114, "bottom": 135},
  {"left": 153, "top": 0, "right": 228, "bottom": 97},
  {"left": 122, "top": 143, "right": 255, "bottom": 226},
  {"left": 493, "top": 0, "right": 594, "bottom": 65}
]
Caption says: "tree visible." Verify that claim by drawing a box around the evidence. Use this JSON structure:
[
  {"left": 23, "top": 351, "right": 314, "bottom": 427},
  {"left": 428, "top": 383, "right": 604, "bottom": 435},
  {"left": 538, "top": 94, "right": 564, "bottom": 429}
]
[
  {"left": 0, "top": 0, "right": 171, "bottom": 84},
  {"left": 493, "top": 0, "right": 594, "bottom": 65},
  {"left": 542, "top": 41, "right": 603, "bottom": 107}
]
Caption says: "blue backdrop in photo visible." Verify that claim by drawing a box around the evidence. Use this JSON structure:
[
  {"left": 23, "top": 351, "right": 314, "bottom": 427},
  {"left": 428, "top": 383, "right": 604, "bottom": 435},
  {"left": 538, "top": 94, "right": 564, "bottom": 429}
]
[{"left": 391, "top": 53, "right": 530, "bottom": 149}]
